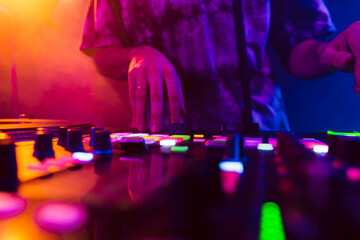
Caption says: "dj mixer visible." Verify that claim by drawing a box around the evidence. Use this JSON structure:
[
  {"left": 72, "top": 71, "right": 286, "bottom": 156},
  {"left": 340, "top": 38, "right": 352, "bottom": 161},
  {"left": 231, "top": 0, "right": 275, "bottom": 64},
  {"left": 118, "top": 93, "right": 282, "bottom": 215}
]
[{"left": 0, "top": 119, "right": 360, "bottom": 240}]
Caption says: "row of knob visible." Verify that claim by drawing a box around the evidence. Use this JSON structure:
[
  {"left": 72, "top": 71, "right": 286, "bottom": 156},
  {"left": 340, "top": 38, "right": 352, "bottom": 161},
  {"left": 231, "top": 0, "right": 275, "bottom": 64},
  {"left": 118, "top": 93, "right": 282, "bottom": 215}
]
[{"left": 34, "top": 127, "right": 113, "bottom": 161}]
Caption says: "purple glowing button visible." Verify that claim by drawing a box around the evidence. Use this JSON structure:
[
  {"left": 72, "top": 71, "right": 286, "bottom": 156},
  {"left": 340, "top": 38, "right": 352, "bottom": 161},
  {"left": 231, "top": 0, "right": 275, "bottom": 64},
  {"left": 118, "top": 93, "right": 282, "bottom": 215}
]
[
  {"left": 34, "top": 202, "right": 87, "bottom": 233},
  {"left": 0, "top": 192, "right": 27, "bottom": 219}
]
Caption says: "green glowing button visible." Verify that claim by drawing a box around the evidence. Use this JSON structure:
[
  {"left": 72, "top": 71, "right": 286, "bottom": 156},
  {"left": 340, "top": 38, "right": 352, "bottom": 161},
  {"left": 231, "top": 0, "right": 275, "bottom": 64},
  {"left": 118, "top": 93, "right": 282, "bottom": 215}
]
[
  {"left": 171, "top": 146, "right": 189, "bottom": 152},
  {"left": 259, "top": 202, "right": 286, "bottom": 240},
  {"left": 327, "top": 131, "right": 360, "bottom": 137},
  {"left": 169, "top": 135, "right": 191, "bottom": 141}
]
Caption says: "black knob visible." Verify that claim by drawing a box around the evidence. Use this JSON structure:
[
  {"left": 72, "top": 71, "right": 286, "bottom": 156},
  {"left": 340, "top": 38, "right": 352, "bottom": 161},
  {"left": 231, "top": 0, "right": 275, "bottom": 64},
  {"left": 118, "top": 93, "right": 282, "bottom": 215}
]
[
  {"left": 90, "top": 127, "right": 104, "bottom": 146},
  {"left": 93, "top": 130, "right": 112, "bottom": 155},
  {"left": 0, "top": 133, "right": 19, "bottom": 192},
  {"left": 33, "top": 129, "right": 55, "bottom": 161},
  {"left": 57, "top": 126, "right": 68, "bottom": 147},
  {"left": 327, "top": 134, "right": 338, "bottom": 157},
  {"left": 65, "top": 129, "right": 84, "bottom": 152}
]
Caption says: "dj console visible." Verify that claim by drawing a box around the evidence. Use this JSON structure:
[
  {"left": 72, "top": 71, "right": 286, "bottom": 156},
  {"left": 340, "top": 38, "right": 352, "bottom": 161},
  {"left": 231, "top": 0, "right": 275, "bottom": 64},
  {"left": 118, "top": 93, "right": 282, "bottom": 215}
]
[{"left": 0, "top": 119, "right": 360, "bottom": 240}]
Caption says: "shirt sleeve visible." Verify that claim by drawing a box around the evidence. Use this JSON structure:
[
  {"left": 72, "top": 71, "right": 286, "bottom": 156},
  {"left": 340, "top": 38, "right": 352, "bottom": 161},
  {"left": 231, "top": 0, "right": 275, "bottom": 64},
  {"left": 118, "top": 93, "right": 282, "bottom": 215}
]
[
  {"left": 269, "top": 0, "right": 336, "bottom": 66},
  {"left": 80, "top": 0, "right": 129, "bottom": 56}
]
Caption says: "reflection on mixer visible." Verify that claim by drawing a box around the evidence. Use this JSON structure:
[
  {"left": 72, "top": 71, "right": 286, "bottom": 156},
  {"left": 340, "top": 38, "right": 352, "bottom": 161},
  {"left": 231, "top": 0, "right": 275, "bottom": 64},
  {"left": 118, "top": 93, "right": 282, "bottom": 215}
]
[{"left": 3, "top": 126, "right": 360, "bottom": 239}]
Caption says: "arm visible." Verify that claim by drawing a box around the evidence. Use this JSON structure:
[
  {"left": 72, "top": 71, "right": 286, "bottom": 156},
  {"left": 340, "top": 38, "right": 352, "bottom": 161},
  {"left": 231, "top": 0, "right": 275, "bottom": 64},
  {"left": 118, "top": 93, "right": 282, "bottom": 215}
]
[
  {"left": 289, "top": 21, "right": 360, "bottom": 93},
  {"left": 93, "top": 45, "right": 185, "bottom": 132}
]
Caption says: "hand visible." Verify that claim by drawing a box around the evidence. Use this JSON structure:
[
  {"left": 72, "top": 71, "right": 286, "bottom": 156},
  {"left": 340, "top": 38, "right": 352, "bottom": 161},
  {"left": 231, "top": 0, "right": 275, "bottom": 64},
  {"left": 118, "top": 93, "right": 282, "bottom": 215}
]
[
  {"left": 319, "top": 21, "right": 360, "bottom": 93},
  {"left": 128, "top": 46, "right": 185, "bottom": 132}
]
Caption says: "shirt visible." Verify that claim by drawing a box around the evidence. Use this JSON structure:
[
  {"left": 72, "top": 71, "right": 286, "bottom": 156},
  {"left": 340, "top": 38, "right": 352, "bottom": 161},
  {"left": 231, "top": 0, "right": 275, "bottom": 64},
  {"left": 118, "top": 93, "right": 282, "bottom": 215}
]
[{"left": 80, "top": 0, "right": 335, "bottom": 131}]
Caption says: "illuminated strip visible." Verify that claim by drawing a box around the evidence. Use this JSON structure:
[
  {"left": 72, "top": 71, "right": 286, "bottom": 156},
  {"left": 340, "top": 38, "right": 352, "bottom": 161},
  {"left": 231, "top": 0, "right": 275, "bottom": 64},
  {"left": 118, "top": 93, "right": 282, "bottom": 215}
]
[
  {"left": 169, "top": 135, "right": 191, "bottom": 141},
  {"left": 72, "top": 152, "right": 94, "bottom": 162},
  {"left": 259, "top": 202, "right": 286, "bottom": 240},
  {"left": 160, "top": 139, "right": 177, "bottom": 146},
  {"left": 257, "top": 143, "right": 274, "bottom": 151},
  {"left": 219, "top": 161, "right": 244, "bottom": 174},
  {"left": 171, "top": 146, "right": 189, "bottom": 152},
  {"left": 194, "top": 134, "right": 204, "bottom": 138},
  {"left": 313, "top": 145, "right": 329, "bottom": 154},
  {"left": 327, "top": 131, "right": 360, "bottom": 137}
]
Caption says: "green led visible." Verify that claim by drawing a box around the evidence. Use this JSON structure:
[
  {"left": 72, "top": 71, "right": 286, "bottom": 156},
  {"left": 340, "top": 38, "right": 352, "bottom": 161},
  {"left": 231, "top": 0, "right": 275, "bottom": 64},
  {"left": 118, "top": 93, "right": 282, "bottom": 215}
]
[
  {"left": 169, "top": 135, "right": 191, "bottom": 141},
  {"left": 327, "top": 131, "right": 360, "bottom": 137},
  {"left": 171, "top": 146, "right": 189, "bottom": 152},
  {"left": 259, "top": 202, "right": 286, "bottom": 240}
]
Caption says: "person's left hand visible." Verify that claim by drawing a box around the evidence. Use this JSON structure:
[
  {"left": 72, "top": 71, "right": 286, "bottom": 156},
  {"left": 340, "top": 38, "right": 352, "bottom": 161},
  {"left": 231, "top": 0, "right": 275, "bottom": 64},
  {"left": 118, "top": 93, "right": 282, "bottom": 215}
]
[{"left": 319, "top": 21, "right": 360, "bottom": 93}]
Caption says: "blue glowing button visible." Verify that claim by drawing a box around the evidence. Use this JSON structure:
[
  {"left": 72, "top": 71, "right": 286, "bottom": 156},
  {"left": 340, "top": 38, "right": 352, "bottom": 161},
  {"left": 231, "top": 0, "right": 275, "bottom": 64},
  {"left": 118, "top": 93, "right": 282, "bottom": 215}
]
[
  {"left": 257, "top": 143, "right": 274, "bottom": 151},
  {"left": 219, "top": 161, "right": 244, "bottom": 174}
]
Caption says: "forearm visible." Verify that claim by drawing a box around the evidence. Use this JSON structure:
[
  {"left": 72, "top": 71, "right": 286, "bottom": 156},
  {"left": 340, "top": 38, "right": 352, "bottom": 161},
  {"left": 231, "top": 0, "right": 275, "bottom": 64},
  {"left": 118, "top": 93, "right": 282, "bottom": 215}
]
[
  {"left": 288, "top": 39, "right": 337, "bottom": 79},
  {"left": 93, "top": 45, "right": 133, "bottom": 81}
]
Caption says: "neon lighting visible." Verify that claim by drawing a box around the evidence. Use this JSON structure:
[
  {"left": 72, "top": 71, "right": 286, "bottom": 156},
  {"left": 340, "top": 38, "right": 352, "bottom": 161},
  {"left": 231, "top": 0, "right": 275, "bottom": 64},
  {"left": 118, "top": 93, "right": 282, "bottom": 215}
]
[
  {"left": 171, "top": 146, "right": 189, "bottom": 152},
  {"left": 257, "top": 143, "right": 274, "bottom": 151},
  {"left": 259, "top": 202, "right": 286, "bottom": 240},
  {"left": 327, "top": 131, "right": 360, "bottom": 137},
  {"left": 159, "top": 139, "right": 176, "bottom": 146},
  {"left": 34, "top": 202, "right": 87, "bottom": 233},
  {"left": 244, "top": 137, "right": 262, "bottom": 147},
  {"left": 72, "top": 152, "right": 94, "bottom": 162},
  {"left": 313, "top": 145, "right": 329, "bottom": 154},
  {"left": 120, "top": 137, "right": 144, "bottom": 143},
  {"left": 219, "top": 161, "right": 244, "bottom": 174},
  {"left": 193, "top": 138, "right": 206, "bottom": 143},
  {"left": 169, "top": 135, "right": 190, "bottom": 141},
  {"left": 194, "top": 134, "right": 204, "bottom": 138}
]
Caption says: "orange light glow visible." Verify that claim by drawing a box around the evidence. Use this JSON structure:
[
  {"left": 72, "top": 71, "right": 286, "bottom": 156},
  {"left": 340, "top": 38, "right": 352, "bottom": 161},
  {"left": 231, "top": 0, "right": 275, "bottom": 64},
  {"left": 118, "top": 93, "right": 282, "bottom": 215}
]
[{"left": 0, "top": 0, "right": 58, "bottom": 24}]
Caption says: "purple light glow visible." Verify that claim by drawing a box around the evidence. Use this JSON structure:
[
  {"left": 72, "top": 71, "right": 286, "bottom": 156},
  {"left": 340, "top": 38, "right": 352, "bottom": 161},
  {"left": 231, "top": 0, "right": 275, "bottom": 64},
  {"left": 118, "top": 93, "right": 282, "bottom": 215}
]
[
  {"left": 34, "top": 202, "right": 87, "bottom": 234},
  {"left": 0, "top": 192, "right": 27, "bottom": 219}
]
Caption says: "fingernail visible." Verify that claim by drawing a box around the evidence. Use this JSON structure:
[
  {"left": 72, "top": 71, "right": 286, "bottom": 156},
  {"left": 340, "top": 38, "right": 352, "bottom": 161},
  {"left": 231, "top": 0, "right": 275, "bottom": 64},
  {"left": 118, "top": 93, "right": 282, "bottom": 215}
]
[{"left": 151, "top": 122, "right": 160, "bottom": 133}]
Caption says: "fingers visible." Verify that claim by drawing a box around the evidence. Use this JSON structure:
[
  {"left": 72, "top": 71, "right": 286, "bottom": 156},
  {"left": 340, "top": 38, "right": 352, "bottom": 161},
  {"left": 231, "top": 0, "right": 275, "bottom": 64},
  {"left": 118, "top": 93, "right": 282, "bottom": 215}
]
[
  {"left": 135, "top": 69, "right": 148, "bottom": 132},
  {"left": 149, "top": 66, "right": 163, "bottom": 133},
  {"left": 128, "top": 68, "right": 137, "bottom": 129},
  {"left": 163, "top": 66, "right": 183, "bottom": 124}
]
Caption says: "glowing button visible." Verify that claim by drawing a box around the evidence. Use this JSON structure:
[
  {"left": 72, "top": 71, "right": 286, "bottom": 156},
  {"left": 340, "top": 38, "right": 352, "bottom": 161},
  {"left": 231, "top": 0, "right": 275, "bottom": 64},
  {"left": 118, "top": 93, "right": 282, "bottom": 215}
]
[
  {"left": 160, "top": 139, "right": 177, "bottom": 146},
  {"left": 219, "top": 161, "right": 244, "bottom": 174},
  {"left": 34, "top": 202, "right": 87, "bottom": 234},
  {"left": 72, "top": 152, "right": 94, "bottom": 162},
  {"left": 171, "top": 146, "right": 189, "bottom": 152},
  {"left": 257, "top": 143, "right": 274, "bottom": 151},
  {"left": 313, "top": 145, "right": 329, "bottom": 154}
]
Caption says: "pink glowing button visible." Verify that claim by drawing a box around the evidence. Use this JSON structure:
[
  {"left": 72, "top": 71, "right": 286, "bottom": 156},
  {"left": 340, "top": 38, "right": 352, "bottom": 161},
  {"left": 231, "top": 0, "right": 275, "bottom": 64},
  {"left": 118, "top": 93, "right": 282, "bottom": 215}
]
[
  {"left": 0, "top": 192, "right": 27, "bottom": 219},
  {"left": 34, "top": 202, "right": 87, "bottom": 233},
  {"left": 347, "top": 168, "right": 360, "bottom": 182}
]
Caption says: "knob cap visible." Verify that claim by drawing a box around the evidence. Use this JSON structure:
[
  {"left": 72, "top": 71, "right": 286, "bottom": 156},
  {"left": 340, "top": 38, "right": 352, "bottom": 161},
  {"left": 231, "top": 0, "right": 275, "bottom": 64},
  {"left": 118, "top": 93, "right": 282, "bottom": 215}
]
[
  {"left": 57, "top": 126, "right": 68, "bottom": 147},
  {"left": 93, "top": 130, "right": 112, "bottom": 155},
  {"left": 0, "top": 133, "right": 19, "bottom": 192},
  {"left": 65, "top": 129, "right": 84, "bottom": 152},
  {"left": 33, "top": 129, "right": 55, "bottom": 161},
  {"left": 90, "top": 127, "right": 104, "bottom": 146}
]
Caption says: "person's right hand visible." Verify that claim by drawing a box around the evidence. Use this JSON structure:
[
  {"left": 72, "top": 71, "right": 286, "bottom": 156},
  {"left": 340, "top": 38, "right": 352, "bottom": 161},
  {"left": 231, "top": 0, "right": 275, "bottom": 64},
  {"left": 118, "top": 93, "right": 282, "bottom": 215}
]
[{"left": 128, "top": 46, "right": 186, "bottom": 132}]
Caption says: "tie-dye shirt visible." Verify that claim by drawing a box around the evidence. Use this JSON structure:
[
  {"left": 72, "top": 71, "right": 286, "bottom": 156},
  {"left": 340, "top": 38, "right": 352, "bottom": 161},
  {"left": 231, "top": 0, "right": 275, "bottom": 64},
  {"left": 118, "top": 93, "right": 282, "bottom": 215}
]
[{"left": 80, "top": 0, "right": 335, "bottom": 131}]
